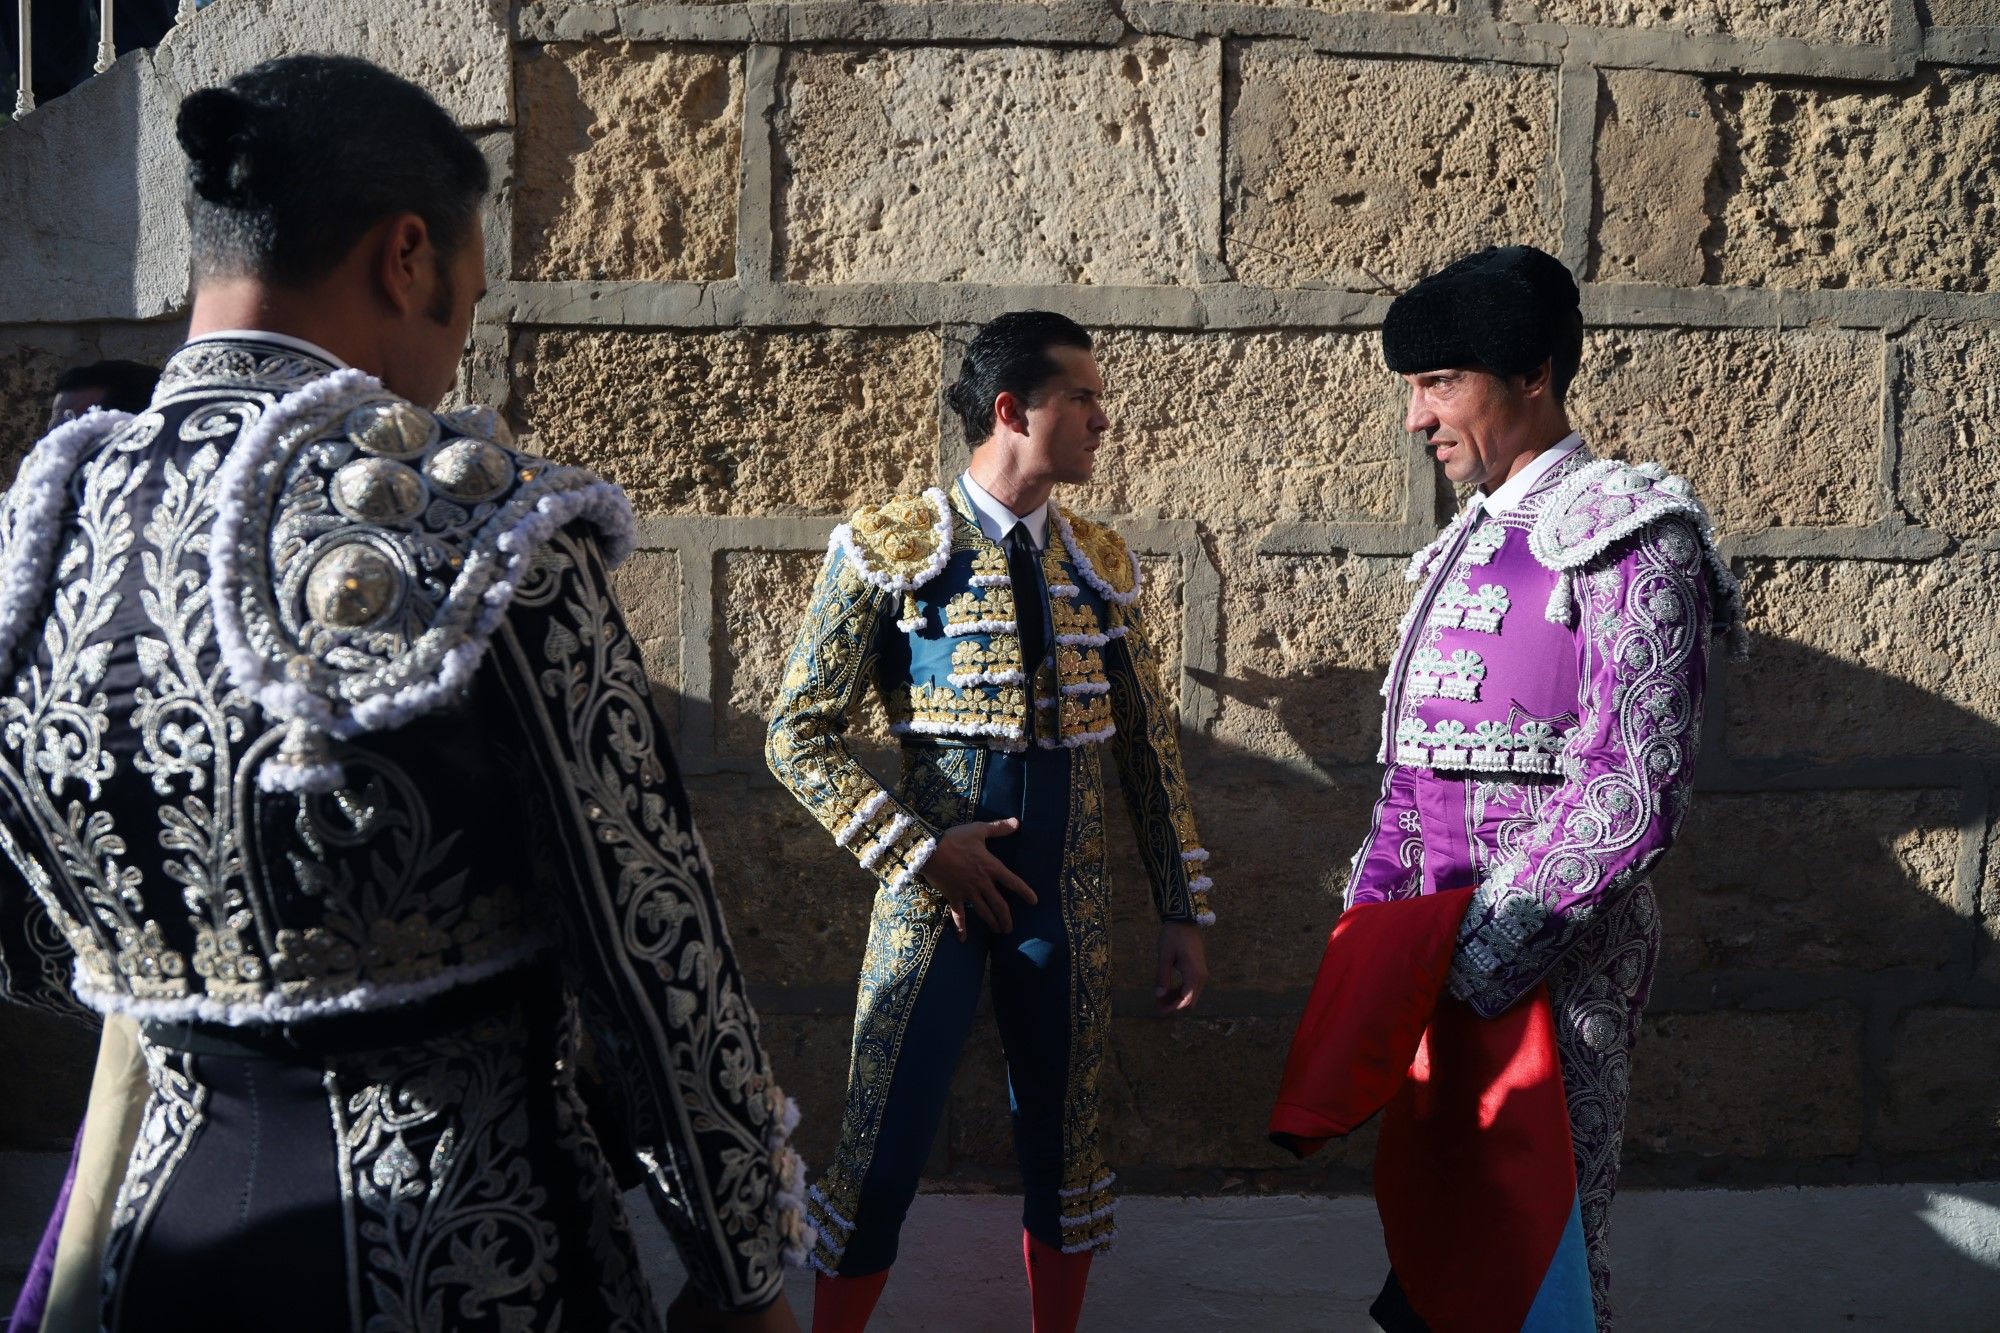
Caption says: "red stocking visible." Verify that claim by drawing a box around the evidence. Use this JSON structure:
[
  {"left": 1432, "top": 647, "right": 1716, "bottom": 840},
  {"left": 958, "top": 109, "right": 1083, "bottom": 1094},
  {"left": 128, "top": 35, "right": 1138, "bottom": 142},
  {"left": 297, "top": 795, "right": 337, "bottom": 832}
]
[
  {"left": 811, "top": 1269, "right": 890, "bottom": 1333},
  {"left": 1023, "top": 1230, "right": 1093, "bottom": 1333}
]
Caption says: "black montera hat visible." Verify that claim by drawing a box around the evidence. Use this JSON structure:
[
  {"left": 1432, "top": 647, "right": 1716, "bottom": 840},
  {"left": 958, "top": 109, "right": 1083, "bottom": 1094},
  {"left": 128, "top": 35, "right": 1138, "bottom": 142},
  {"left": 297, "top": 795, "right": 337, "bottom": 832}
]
[{"left": 1382, "top": 245, "right": 1582, "bottom": 378}]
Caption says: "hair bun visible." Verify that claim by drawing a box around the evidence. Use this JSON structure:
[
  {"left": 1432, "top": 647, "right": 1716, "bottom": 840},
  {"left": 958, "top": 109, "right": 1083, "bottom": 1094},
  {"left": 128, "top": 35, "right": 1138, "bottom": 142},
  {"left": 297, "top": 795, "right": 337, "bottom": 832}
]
[{"left": 176, "top": 87, "right": 258, "bottom": 206}]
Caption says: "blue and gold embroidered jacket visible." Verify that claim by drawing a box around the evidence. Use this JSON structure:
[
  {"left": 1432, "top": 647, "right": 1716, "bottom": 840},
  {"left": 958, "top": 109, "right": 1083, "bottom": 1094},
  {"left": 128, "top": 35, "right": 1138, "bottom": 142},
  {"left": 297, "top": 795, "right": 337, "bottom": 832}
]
[{"left": 766, "top": 482, "right": 1214, "bottom": 924}]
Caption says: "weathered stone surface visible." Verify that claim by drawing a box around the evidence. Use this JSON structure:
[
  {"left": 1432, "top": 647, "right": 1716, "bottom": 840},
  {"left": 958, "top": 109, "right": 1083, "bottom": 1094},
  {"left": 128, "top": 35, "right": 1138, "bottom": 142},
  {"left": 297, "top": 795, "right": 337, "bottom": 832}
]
[
  {"left": 1090, "top": 331, "right": 1404, "bottom": 525},
  {"left": 1568, "top": 327, "right": 1882, "bottom": 533},
  {"left": 1896, "top": 323, "right": 2000, "bottom": 541},
  {"left": 510, "top": 329, "right": 940, "bottom": 514},
  {"left": 691, "top": 779, "right": 881, "bottom": 991},
  {"left": 1707, "top": 71, "right": 2000, "bottom": 292},
  {"left": 0, "top": 58, "right": 186, "bottom": 322},
  {"left": 779, "top": 43, "right": 1218, "bottom": 285},
  {"left": 1227, "top": 52, "right": 1557, "bottom": 289},
  {"left": 0, "top": 1009, "right": 95, "bottom": 1152},
  {"left": 1626, "top": 1008, "right": 1865, "bottom": 1160},
  {"left": 1879, "top": 1009, "right": 2000, "bottom": 1160},
  {"left": 0, "top": 343, "right": 64, "bottom": 488},
  {"left": 161, "top": 0, "right": 511, "bottom": 127},
  {"left": 719, "top": 551, "right": 898, "bottom": 761},
  {"left": 1926, "top": 0, "right": 2000, "bottom": 22},
  {"left": 1728, "top": 556, "right": 2000, "bottom": 761},
  {"left": 1653, "top": 791, "right": 1969, "bottom": 978},
  {"left": 1108, "top": 772, "right": 1377, "bottom": 991},
  {"left": 1592, "top": 71, "right": 1718, "bottom": 286},
  {"left": 1502, "top": 0, "right": 1892, "bottom": 42},
  {"left": 609, "top": 549, "right": 681, "bottom": 729},
  {"left": 757, "top": 1014, "right": 862, "bottom": 1170},
  {"left": 1215, "top": 550, "right": 1411, "bottom": 768},
  {"left": 1231, "top": 0, "right": 1445, "bottom": 8},
  {"left": 515, "top": 44, "right": 742, "bottom": 281}
]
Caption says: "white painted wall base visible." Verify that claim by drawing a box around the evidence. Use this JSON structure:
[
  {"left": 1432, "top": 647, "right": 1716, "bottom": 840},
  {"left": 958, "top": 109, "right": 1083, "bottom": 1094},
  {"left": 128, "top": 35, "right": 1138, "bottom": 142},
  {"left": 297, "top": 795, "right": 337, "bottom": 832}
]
[{"left": 5, "top": 1154, "right": 1996, "bottom": 1329}]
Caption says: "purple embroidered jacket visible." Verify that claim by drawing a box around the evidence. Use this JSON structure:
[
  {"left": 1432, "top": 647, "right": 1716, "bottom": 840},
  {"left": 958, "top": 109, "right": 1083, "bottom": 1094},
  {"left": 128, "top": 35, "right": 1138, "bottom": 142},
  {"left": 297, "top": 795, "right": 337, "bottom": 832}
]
[
  {"left": 1346, "top": 445, "right": 1745, "bottom": 1020},
  {"left": 1344, "top": 440, "right": 1744, "bottom": 1328}
]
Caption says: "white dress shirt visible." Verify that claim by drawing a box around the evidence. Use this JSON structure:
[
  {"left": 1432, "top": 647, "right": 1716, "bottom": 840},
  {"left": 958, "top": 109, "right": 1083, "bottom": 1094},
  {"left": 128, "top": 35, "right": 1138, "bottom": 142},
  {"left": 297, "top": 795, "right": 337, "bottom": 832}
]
[{"left": 960, "top": 471, "right": 1051, "bottom": 550}]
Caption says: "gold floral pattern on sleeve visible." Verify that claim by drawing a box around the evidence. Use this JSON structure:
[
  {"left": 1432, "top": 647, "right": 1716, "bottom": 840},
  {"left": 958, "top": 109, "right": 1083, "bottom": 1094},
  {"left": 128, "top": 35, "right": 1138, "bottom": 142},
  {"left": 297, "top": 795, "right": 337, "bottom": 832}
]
[
  {"left": 1103, "top": 599, "right": 1213, "bottom": 926},
  {"left": 767, "top": 549, "right": 939, "bottom": 893}
]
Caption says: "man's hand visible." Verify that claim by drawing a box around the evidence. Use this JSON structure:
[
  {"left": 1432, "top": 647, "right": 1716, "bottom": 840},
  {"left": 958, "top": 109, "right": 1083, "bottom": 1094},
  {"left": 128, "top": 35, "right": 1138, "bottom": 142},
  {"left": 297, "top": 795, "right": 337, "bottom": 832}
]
[
  {"left": 666, "top": 1285, "right": 802, "bottom": 1333},
  {"left": 1155, "top": 922, "right": 1208, "bottom": 1016},
  {"left": 920, "top": 818, "right": 1038, "bottom": 940}
]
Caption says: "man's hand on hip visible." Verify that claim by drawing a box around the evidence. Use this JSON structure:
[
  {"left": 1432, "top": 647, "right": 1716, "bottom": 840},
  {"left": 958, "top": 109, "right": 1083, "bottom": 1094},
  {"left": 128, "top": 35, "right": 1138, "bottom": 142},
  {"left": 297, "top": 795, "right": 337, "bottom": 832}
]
[
  {"left": 921, "top": 818, "right": 1038, "bottom": 940},
  {"left": 1155, "top": 922, "right": 1209, "bottom": 1016}
]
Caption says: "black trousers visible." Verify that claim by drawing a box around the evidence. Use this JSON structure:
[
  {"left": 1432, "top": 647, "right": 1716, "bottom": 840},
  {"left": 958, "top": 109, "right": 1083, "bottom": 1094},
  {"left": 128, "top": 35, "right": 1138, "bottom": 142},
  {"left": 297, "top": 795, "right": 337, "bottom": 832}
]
[{"left": 103, "top": 970, "right": 660, "bottom": 1332}]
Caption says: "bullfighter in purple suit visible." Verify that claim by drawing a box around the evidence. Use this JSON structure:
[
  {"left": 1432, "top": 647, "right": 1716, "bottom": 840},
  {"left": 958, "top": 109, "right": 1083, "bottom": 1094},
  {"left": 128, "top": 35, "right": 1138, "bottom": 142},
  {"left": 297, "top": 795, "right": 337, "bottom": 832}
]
[{"left": 1346, "top": 245, "right": 1746, "bottom": 1332}]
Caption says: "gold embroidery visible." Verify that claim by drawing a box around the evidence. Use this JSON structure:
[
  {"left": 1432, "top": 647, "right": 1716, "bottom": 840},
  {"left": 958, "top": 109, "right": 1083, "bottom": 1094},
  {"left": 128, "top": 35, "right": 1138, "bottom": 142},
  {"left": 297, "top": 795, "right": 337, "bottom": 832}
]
[
  {"left": 1051, "top": 598, "right": 1105, "bottom": 642},
  {"left": 944, "top": 587, "right": 1015, "bottom": 629},
  {"left": 847, "top": 493, "right": 949, "bottom": 582},
  {"left": 1058, "top": 509, "right": 1137, "bottom": 599}
]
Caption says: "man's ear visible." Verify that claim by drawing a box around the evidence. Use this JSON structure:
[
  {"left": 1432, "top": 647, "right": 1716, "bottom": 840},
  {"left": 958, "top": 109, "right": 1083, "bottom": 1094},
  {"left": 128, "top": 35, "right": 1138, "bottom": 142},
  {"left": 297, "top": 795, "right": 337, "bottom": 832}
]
[
  {"left": 1516, "top": 357, "right": 1555, "bottom": 401},
  {"left": 993, "top": 389, "right": 1029, "bottom": 435},
  {"left": 373, "top": 213, "right": 433, "bottom": 319}
]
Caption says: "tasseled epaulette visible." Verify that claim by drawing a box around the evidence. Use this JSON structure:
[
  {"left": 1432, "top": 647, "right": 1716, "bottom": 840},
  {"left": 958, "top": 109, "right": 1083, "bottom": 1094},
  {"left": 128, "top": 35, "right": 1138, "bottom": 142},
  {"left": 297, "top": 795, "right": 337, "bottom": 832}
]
[
  {"left": 1052, "top": 506, "right": 1141, "bottom": 605},
  {"left": 1528, "top": 458, "right": 1747, "bottom": 660},
  {"left": 829, "top": 489, "right": 954, "bottom": 607}
]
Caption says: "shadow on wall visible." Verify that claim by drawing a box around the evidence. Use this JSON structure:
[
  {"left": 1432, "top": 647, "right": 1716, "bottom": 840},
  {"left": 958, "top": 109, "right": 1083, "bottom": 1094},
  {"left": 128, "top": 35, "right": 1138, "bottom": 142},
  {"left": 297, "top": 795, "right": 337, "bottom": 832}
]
[{"left": 1, "top": 629, "right": 1997, "bottom": 1316}]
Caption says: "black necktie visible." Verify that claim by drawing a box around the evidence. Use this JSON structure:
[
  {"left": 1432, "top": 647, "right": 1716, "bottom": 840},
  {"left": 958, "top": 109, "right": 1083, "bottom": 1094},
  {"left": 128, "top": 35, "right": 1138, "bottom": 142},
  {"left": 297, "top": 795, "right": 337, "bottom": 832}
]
[{"left": 1006, "top": 523, "right": 1050, "bottom": 719}]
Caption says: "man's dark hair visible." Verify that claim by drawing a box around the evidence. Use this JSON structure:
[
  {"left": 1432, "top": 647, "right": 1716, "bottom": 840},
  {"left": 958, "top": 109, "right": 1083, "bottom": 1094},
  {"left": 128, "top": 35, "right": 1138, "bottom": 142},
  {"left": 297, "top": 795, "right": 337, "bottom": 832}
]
[
  {"left": 53, "top": 360, "right": 160, "bottom": 413},
  {"left": 946, "top": 311, "right": 1095, "bottom": 445},
  {"left": 175, "top": 55, "right": 490, "bottom": 289}
]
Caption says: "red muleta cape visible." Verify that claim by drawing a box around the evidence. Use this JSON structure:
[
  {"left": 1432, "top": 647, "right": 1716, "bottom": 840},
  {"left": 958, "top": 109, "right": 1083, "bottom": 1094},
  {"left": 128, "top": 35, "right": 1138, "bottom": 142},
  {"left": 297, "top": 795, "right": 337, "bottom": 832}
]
[{"left": 1269, "top": 889, "right": 1589, "bottom": 1333}]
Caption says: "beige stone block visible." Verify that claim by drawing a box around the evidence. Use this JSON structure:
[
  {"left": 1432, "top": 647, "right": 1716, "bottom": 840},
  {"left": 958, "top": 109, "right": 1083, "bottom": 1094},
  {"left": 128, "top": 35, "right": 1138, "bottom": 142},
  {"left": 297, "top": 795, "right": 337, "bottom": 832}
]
[
  {"left": 1090, "top": 331, "right": 1406, "bottom": 525},
  {"left": 1214, "top": 549, "right": 1411, "bottom": 768},
  {"left": 1226, "top": 52, "right": 1557, "bottom": 289},
  {"left": 1896, "top": 323, "right": 2000, "bottom": 540},
  {"left": 1707, "top": 71, "right": 2000, "bottom": 292},
  {"left": 778, "top": 43, "right": 1218, "bottom": 286},
  {"left": 0, "top": 342, "right": 63, "bottom": 487},
  {"left": 1927, "top": 0, "right": 2000, "bottom": 22},
  {"left": 1592, "top": 71, "right": 1718, "bottom": 286},
  {"left": 692, "top": 778, "right": 881, "bottom": 991},
  {"left": 719, "top": 550, "right": 898, "bottom": 761},
  {"left": 1879, "top": 1008, "right": 2000, "bottom": 1159},
  {"left": 1228, "top": 0, "right": 1445, "bottom": 7},
  {"left": 1108, "top": 773, "right": 1380, "bottom": 990},
  {"left": 1727, "top": 556, "right": 2000, "bottom": 761},
  {"left": 757, "top": 1013, "right": 863, "bottom": 1169},
  {"left": 509, "top": 329, "right": 940, "bottom": 514},
  {"left": 1501, "top": 0, "right": 1892, "bottom": 42},
  {"left": 1626, "top": 1008, "right": 1865, "bottom": 1159},
  {"left": 1654, "top": 791, "right": 1968, "bottom": 978},
  {"left": 515, "top": 43, "right": 742, "bottom": 281},
  {"left": 1097, "top": 1016, "right": 1320, "bottom": 1171},
  {"left": 609, "top": 548, "right": 681, "bottom": 730},
  {"left": 1568, "top": 327, "right": 1882, "bottom": 534}
]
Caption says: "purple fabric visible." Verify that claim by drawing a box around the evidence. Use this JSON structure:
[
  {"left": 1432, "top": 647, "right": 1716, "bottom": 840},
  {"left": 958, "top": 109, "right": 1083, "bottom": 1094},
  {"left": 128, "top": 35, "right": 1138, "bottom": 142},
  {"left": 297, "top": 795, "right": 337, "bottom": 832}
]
[
  {"left": 1343, "top": 444, "right": 1724, "bottom": 1329},
  {"left": 6, "top": 1122, "right": 81, "bottom": 1333}
]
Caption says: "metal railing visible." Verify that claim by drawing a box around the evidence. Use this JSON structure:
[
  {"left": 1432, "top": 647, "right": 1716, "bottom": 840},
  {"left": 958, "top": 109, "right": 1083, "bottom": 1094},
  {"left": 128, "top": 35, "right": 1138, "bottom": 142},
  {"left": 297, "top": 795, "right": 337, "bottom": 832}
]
[{"left": 12, "top": 0, "right": 198, "bottom": 117}]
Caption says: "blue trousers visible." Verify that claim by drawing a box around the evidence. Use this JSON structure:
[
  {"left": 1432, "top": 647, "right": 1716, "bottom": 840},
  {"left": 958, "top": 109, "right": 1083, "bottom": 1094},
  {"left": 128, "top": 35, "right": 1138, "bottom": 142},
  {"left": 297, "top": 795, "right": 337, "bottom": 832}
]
[{"left": 815, "top": 744, "right": 1113, "bottom": 1276}]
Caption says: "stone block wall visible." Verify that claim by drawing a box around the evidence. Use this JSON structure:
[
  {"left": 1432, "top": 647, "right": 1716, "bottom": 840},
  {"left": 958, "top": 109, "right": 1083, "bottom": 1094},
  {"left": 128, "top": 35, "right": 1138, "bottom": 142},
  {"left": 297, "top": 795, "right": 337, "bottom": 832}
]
[{"left": 1, "top": 0, "right": 1997, "bottom": 1201}]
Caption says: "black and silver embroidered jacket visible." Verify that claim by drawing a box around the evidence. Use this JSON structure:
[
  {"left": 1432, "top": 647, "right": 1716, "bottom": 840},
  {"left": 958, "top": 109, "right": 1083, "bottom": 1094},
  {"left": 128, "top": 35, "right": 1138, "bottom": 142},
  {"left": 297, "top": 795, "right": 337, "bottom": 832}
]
[{"left": 0, "top": 336, "right": 807, "bottom": 1308}]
